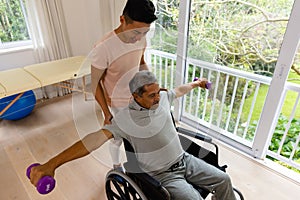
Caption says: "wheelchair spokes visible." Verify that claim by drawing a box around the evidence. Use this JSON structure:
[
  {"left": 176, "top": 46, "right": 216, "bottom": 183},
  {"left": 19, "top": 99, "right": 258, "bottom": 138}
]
[{"left": 106, "top": 170, "right": 148, "bottom": 200}]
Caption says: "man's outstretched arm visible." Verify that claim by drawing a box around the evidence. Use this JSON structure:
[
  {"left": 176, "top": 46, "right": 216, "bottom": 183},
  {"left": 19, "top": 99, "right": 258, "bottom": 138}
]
[
  {"left": 174, "top": 78, "right": 208, "bottom": 98},
  {"left": 29, "top": 129, "right": 113, "bottom": 186}
]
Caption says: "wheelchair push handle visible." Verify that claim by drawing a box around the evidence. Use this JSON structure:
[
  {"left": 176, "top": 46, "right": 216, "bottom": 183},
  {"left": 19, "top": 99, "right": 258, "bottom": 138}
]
[
  {"left": 193, "top": 77, "right": 212, "bottom": 90},
  {"left": 26, "top": 163, "right": 56, "bottom": 195}
]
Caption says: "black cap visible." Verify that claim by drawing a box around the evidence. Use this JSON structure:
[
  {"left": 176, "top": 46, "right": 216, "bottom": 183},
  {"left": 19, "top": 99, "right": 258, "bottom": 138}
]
[{"left": 123, "top": 0, "right": 157, "bottom": 24}]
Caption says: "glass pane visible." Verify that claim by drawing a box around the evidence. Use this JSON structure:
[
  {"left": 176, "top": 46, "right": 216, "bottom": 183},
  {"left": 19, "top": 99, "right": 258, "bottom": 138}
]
[
  {"left": 150, "top": 0, "right": 179, "bottom": 54},
  {"left": 183, "top": 0, "right": 295, "bottom": 145},
  {"left": 147, "top": 0, "right": 180, "bottom": 89},
  {"left": 267, "top": 43, "right": 300, "bottom": 171},
  {"left": 0, "top": 0, "right": 30, "bottom": 46},
  {"left": 187, "top": 0, "right": 294, "bottom": 75}
]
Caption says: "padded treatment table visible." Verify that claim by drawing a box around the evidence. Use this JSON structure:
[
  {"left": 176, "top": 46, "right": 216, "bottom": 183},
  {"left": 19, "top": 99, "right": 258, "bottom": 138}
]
[
  {"left": 0, "top": 56, "right": 91, "bottom": 117},
  {"left": 0, "top": 56, "right": 90, "bottom": 99},
  {"left": 0, "top": 84, "right": 5, "bottom": 98},
  {"left": 0, "top": 68, "right": 41, "bottom": 98},
  {"left": 24, "top": 56, "right": 88, "bottom": 87}
]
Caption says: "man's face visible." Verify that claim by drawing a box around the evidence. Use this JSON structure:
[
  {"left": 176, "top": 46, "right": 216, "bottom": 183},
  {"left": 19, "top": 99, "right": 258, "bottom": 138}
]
[
  {"left": 120, "top": 16, "right": 151, "bottom": 43},
  {"left": 134, "top": 83, "right": 160, "bottom": 109}
]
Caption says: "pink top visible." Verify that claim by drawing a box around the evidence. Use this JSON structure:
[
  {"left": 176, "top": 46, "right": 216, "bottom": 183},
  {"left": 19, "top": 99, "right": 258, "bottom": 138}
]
[{"left": 90, "top": 31, "right": 146, "bottom": 108}]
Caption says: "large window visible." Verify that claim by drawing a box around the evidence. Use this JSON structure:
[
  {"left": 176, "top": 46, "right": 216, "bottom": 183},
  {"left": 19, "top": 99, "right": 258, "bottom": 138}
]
[
  {"left": 149, "top": 0, "right": 300, "bottom": 173},
  {"left": 183, "top": 0, "right": 295, "bottom": 143},
  {"left": 0, "top": 0, "right": 31, "bottom": 49}
]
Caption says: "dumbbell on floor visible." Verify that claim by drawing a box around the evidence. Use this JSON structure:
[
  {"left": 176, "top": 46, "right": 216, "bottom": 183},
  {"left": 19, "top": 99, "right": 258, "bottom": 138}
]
[{"left": 26, "top": 163, "right": 56, "bottom": 195}]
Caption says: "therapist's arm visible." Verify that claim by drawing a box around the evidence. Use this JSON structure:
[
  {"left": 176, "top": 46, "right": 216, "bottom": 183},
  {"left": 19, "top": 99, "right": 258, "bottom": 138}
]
[{"left": 91, "top": 66, "right": 113, "bottom": 125}]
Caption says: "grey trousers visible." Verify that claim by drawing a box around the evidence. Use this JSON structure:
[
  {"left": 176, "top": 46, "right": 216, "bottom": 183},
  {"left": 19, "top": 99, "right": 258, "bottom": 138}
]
[{"left": 152, "top": 153, "right": 237, "bottom": 200}]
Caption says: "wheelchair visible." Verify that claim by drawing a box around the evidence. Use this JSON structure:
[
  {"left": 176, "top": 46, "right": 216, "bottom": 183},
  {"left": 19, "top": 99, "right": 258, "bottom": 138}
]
[{"left": 105, "top": 122, "right": 244, "bottom": 200}]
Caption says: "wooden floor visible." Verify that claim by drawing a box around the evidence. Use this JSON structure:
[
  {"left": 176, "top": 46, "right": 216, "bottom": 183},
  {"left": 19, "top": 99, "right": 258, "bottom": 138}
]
[{"left": 0, "top": 93, "right": 299, "bottom": 200}]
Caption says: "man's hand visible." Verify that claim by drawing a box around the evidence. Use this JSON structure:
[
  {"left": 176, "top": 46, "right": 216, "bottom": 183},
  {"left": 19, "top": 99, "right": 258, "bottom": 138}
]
[
  {"left": 195, "top": 78, "right": 208, "bottom": 89},
  {"left": 104, "top": 114, "right": 113, "bottom": 125},
  {"left": 29, "top": 163, "right": 55, "bottom": 187}
]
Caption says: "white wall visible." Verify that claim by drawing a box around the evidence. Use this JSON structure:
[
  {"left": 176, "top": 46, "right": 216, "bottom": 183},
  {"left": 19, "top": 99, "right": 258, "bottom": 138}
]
[
  {"left": 0, "top": 47, "right": 36, "bottom": 71},
  {"left": 61, "top": 0, "right": 102, "bottom": 56},
  {"left": 0, "top": 0, "right": 126, "bottom": 70}
]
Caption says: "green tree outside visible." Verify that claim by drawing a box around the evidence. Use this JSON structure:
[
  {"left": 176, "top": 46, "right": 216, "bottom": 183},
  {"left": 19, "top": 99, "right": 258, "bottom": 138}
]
[{"left": 0, "top": 0, "right": 29, "bottom": 43}]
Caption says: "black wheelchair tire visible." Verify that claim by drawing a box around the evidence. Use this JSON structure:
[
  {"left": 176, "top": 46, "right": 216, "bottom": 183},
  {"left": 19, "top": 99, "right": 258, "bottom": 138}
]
[
  {"left": 233, "top": 187, "right": 244, "bottom": 200},
  {"left": 105, "top": 170, "right": 148, "bottom": 200}
]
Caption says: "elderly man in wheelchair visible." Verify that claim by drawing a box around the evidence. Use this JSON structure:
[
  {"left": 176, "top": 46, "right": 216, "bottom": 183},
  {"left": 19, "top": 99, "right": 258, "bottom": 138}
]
[{"left": 29, "top": 71, "right": 243, "bottom": 200}]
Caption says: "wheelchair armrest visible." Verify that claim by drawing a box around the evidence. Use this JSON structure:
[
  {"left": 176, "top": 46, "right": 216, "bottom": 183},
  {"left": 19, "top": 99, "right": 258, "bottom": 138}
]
[
  {"left": 176, "top": 127, "right": 212, "bottom": 143},
  {"left": 123, "top": 162, "right": 171, "bottom": 199},
  {"left": 134, "top": 172, "right": 162, "bottom": 188}
]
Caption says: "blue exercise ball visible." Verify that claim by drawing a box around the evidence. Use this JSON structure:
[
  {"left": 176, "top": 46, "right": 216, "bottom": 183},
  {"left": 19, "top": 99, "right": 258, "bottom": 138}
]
[{"left": 0, "top": 90, "right": 36, "bottom": 120}]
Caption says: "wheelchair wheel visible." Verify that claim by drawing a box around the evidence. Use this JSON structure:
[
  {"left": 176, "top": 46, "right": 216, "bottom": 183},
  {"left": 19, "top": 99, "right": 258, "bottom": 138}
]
[
  {"left": 105, "top": 170, "right": 148, "bottom": 200},
  {"left": 233, "top": 187, "right": 244, "bottom": 200}
]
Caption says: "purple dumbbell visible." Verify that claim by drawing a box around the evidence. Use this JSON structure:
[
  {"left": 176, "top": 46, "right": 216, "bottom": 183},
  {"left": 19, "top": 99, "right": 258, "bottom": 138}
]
[
  {"left": 193, "top": 77, "right": 212, "bottom": 90},
  {"left": 26, "top": 163, "right": 56, "bottom": 195}
]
